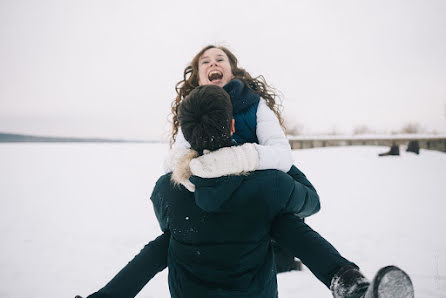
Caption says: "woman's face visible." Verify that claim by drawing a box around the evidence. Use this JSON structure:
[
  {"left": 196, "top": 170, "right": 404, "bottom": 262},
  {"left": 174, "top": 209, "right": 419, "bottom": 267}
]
[{"left": 197, "top": 48, "right": 234, "bottom": 87}]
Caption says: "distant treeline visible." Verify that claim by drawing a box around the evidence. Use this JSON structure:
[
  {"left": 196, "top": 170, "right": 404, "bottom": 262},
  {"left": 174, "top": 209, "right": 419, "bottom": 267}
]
[{"left": 0, "top": 133, "right": 154, "bottom": 143}]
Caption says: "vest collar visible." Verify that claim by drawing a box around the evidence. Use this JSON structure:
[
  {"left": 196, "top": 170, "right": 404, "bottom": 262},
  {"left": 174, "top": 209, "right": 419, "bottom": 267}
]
[{"left": 223, "top": 79, "right": 260, "bottom": 114}]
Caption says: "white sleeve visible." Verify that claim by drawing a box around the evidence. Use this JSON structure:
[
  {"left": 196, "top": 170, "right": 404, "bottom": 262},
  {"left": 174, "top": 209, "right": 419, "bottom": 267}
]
[
  {"left": 254, "top": 99, "right": 293, "bottom": 172},
  {"left": 172, "top": 128, "right": 191, "bottom": 149},
  {"left": 163, "top": 128, "right": 191, "bottom": 173}
]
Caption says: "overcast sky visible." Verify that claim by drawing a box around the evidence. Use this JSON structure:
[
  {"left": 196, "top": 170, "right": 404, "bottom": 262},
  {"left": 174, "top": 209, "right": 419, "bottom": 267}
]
[{"left": 1, "top": 0, "right": 445, "bottom": 140}]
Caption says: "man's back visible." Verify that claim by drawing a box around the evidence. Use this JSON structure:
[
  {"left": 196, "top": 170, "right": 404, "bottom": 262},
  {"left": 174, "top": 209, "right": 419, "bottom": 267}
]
[{"left": 151, "top": 169, "right": 319, "bottom": 298}]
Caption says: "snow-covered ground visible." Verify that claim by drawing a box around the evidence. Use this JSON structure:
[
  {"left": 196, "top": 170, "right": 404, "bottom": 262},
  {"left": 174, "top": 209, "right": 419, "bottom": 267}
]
[{"left": 0, "top": 143, "right": 445, "bottom": 298}]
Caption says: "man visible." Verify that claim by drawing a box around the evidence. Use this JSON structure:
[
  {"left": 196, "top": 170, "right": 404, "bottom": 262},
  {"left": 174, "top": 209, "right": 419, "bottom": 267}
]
[{"left": 77, "top": 85, "right": 413, "bottom": 298}]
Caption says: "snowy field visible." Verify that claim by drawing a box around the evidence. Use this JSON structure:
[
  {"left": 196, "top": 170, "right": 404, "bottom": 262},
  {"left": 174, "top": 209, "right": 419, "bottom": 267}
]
[{"left": 0, "top": 143, "right": 445, "bottom": 298}]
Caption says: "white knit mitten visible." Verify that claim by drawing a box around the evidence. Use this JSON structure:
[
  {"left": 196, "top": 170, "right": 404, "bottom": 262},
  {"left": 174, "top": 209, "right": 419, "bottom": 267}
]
[{"left": 189, "top": 143, "right": 259, "bottom": 178}]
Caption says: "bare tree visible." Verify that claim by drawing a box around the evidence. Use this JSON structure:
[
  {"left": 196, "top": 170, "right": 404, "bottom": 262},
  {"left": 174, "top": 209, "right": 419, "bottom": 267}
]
[
  {"left": 283, "top": 117, "right": 304, "bottom": 136},
  {"left": 353, "top": 125, "right": 374, "bottom": 135},
  {"left": 400, "top": 122, "right": 423, "bottom": 134}
]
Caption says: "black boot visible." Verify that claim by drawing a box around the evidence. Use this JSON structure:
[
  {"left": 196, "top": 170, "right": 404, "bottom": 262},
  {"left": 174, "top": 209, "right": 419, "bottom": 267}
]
[
  {"left": 331, "top": 265, "right": 414, "bottom": 298},
  {"left": 362, "top": 265, "right": 414, "bottom": 298},
  {"left": 378, "top": 144, "right": 400, "bottom": 157},
  {"left": 330, "top": 265, "right": 370, "bottom": 298}
]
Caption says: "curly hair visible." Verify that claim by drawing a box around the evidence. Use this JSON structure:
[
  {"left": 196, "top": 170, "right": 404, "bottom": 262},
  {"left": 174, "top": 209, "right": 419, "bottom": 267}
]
[{"left": 170, "top": 45, "right": 283, "bottom": 147}]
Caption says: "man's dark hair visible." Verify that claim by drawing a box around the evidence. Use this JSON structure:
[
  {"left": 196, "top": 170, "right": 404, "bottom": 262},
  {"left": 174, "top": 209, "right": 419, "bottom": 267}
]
[{"left": 178, "top": 85, "right": 233, "bottom": 152}]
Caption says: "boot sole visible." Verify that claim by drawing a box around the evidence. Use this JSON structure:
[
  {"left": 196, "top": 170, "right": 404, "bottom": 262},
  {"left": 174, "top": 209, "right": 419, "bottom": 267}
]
[{"left": 367, "top": 265, "right": 414, "bottom": 298}]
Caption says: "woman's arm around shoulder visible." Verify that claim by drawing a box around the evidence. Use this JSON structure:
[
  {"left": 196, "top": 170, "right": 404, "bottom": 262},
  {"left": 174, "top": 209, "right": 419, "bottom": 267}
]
[{"left": 255, "top": 99, "right": 294, "bottom": 172}]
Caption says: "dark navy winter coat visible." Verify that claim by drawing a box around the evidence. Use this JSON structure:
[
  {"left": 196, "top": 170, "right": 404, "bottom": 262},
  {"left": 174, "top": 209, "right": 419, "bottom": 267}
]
[{"left": 150, "top": 168, "right": 320, "bottom": 298}]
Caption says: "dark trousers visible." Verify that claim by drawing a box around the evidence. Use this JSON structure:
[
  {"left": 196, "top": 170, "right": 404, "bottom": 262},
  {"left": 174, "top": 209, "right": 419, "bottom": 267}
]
[
  {"left": 271, "top": 214, "right": 355, "bottom": 287},
  {"left": 88, "top": 218, "right": 354, "bottom": 297},
  {"left": 87, "top": 233, "right": 169, "bottom": 298},
  {"left": 272, "top": 239, "right": 300, "bottom": 273}
]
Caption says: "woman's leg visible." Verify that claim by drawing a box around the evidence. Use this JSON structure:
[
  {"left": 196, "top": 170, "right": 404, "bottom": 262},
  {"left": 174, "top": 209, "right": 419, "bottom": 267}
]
[
  {"left": 86, "top": 232, "right": 169, "bottom": 298},
  {"left": 271, "top": 214, "right": 356, "bottom": 288}
]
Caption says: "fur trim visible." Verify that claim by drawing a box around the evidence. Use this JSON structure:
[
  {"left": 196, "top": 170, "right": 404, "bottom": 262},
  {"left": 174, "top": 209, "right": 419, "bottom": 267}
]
[
  {"left": 171, "top": 149, "right": 199, "bottom": 192},
  {"left": 164, "top": 147, "right": 191, "bottom": 173}
]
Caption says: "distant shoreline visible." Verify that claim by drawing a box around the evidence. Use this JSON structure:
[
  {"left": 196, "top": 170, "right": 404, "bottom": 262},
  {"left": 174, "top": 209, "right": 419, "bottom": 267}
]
[{"left": 0, "top": 133, "right": 162, "bottom": 143}]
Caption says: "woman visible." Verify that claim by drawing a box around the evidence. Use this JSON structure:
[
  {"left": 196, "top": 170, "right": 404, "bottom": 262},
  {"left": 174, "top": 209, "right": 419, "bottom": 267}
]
[
  {"left": 165, "top": 45, "right": 308, "bottom": 272},
  {"left": 167, "top": 45, "right": 294, "bottom": 176}
]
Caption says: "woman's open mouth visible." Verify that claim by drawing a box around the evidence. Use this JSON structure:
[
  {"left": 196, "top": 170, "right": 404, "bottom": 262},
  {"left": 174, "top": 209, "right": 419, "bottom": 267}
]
[{"left": 208, "top": 70, "right": 223, "bottom": 82}]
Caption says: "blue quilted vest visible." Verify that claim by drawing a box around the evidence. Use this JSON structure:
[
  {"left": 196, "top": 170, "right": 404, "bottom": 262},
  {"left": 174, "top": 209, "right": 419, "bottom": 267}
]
[
  {"left": 224, "top": 81, "right": 311, "bottom": 209},
  {"left": 223, "top": 79, "right": 260, "bottom": 145}
]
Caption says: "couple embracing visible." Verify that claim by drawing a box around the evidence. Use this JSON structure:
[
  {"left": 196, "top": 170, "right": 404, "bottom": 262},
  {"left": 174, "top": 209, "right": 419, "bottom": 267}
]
[{"left": 76, "top": 46, "right": 414, "bottom": 298}]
